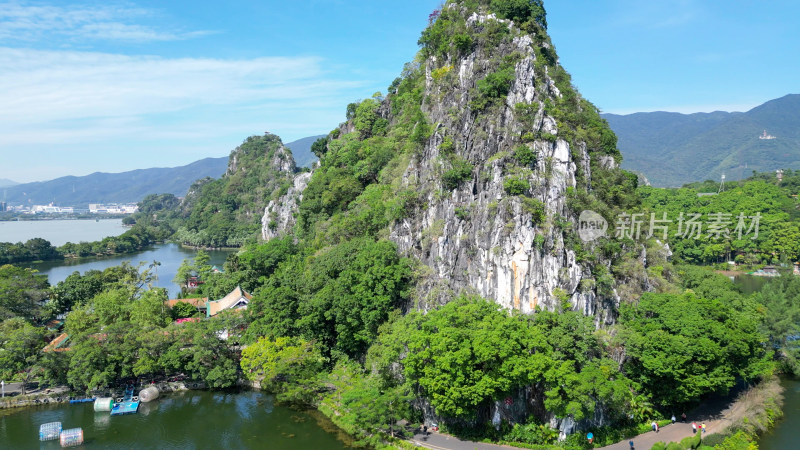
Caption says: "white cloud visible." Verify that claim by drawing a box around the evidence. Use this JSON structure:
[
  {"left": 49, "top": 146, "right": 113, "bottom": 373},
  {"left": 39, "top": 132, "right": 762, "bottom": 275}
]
[
  {"left": 0, "top": 47, "right": 364, "bottom": 134},
  {"left": 0, "top": 1, "right": 208, "bottom": 42}
]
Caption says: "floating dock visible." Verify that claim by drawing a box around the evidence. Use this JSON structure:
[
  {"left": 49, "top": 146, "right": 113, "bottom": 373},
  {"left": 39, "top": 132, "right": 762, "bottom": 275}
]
[
  {"left": 109, "top": 386, "right": 139, "bottom": 416},
  {"left": 110, "top": 399, "right": 140, "bottom": 415}
]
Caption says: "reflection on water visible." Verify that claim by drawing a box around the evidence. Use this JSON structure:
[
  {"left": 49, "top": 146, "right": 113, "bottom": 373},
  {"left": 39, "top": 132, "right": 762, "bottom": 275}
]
[
  {"left": 732, "top": 274, "right": 774, "bottom": 295},
  {"left": 758, "top": 378, "right": 800, "bottom": 449},
  {"left": 25, "top": 243, "right": 234, "bottom": 297},
  {"left": 0, "top": 391, "right": 349, "bottom": 449}
]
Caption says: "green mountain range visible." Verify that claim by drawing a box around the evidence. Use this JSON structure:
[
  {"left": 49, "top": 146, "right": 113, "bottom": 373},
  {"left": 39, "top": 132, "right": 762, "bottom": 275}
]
[
  {"left": 285, "top": 134, "right": 326, "bottom": 168},
  {"left": 604, "top": 94, "right": 800, "bottom": 186},
  {"left": 1, "top": 135, "right": 322, "bottom": 207},
  {"left": 2, "top": 157, "right": 229, "bottom": 207}
]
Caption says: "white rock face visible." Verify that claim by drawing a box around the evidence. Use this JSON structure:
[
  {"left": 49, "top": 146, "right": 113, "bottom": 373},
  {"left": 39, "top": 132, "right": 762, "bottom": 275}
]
[
  {"left": 387, "top": 10, "right": 617, "bottom": 323},
  {"left": 261, "top": 171, "right": 311, "bottom": 241},
  {"left": 257, "top": 10, "right": 628, "bottom": 325}
]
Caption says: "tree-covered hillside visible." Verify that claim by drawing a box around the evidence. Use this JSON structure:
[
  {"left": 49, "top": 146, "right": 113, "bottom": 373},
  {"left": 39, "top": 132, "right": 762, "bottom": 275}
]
[
  {"left": 605, "top": 94, "right": 800, "bottom": 186},
  {"left": 174, "top": 134, "right": 298, "bottom": 247},
  {"left": 1, "top": 2, "right": 791, "bottom": 449},
  {"left": 639, "top": 170, "right": 800, "bottom": 264}
]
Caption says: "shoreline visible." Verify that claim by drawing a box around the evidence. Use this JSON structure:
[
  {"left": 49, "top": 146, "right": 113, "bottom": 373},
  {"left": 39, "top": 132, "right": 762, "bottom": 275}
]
[
  {"left": 178, "top": 242, "right": 241, "bottom": 251},
  {"left": 0, "top": 380, "right": 211, "bottom": 411}
]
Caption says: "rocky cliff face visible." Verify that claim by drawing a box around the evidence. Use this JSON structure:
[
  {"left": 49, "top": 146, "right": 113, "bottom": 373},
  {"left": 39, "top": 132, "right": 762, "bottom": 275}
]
[
  {"left": 261, "top": 3, "right": 645, "bottom": 324},
  {"left": 387, "top": 7, "right": 620, "bottom": 322},
  {"left": 261, "top": 171, "right": 311, "bottom": 241}
]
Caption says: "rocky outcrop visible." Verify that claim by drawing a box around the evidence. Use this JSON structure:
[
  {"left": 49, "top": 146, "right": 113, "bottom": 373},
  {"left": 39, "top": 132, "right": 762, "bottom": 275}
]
[
  {"left": 261, "top": 171, "right": 311, "bottom": 240},
  {"left": 387, "top": 7, "right": 617, "bottom": 323}
]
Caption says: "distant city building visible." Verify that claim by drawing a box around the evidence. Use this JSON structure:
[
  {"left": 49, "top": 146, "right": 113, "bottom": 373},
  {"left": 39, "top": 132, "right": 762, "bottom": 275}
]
[
  {"left": 0, "top": 201, "right": 5, "bottom": 212},
  {"left": 88, "top": 203, "right": 138, "bottom": 214},
  {"left": 23, "top": 202, "right": 137, "bottom": 214}
]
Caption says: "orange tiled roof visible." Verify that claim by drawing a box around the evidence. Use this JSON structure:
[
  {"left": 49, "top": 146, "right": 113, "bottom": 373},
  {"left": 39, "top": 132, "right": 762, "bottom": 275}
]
[{"left": 207, "top": 286, "right": 251, "bottom": 317}]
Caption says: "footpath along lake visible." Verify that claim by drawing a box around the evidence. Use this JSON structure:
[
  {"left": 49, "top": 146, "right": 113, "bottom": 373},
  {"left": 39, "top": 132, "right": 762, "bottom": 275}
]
[{"left": 0, "top": 390, "right": 351, "bottom": 449}]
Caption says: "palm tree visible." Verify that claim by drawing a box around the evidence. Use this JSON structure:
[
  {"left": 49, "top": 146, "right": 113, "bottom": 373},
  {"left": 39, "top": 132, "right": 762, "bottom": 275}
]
[
  {"left": 149, "top": 260, "right": 161, "bottom": 281},
  {"left": 629, "top": 393, "right": 656, "bottom": 423}
]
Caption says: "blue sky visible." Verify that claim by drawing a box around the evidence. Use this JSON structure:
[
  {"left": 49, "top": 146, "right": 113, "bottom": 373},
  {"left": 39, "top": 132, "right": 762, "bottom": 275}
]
[{"left": 1, "top": 0, "right": 797, "bottom": 183}]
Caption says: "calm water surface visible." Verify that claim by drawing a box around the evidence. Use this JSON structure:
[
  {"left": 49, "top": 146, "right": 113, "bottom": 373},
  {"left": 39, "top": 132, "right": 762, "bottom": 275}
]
[
  {"left": 26, "top": 244, "right": 234, "bottom": 297},
  {"left": 0, "top": 390, "right": 350, "bottom": 449},
  {"left": 0, "top": 219, "right": 126, "bottom": 247},
  {"left": 758, "top": 378, "right": 800, "bottom": 450},
  {"left": 732, "top": 274, "right": 774, "bottom": 295},
  {"left": 733, "top": 274, "right": 796, "bottom": 449}
]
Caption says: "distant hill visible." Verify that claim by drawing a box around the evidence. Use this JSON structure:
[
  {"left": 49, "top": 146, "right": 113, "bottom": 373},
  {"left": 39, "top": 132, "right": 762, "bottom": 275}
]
[
  {"left": 604, "top": 94, "right": 800, "bottom": 187},
  {"left": 0, "top": 178, "right": 18, "bottom": 188},
  {"left": 285, "top": 135, "right": 325, "bottom": 168},
  {"left": 4, "top": 157, "right": 228, "bottom": 207}
]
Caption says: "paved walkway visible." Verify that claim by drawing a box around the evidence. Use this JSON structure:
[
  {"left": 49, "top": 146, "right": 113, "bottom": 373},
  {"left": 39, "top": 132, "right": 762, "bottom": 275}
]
[
  {"left": 409, "top": 430, "right": 513, "bottom": 450},
  {"left": 407, "top": 389, "right": 741, "bottom": 450},
  {"left": 599, "top": 422, "right": 714, "bottom": 450},
  {"left": 600, "top": 386, "right": 743, "bottom": 450}
]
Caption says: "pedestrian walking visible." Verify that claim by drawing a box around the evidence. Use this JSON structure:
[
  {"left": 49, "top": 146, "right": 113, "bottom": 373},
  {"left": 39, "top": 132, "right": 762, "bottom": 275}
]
[
  {"left": 423, "top": 424, "right": 428, "bottom": 436},
  {"left": 701, "top": 423, "right": 706, "bottom": 434},
  {"left": 692, "top": 422, "right": 697, "bottom": 433},
  {"left": 671, "top": 414, "right": 676, "bottom": 424},
  {"left": 681, "top": 412, "right": 687, "bottom": 422},
  {"left": 629, "top": 439, "right": 635, "bottom": 449},
  {"left": 651, "top": 421, "right": 657, "bottom": 432}
]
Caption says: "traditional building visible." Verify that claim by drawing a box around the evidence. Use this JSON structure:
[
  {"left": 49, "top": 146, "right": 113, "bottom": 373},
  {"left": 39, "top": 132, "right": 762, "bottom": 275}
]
[{"left": 206, "top": 286, "right": 251, "bottom": 317}]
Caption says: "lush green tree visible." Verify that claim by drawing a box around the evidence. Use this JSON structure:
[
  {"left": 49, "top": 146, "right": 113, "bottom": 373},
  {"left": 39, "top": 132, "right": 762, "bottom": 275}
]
[
  {"left": 171, "top": 301, "right": 200, "bottom": 319},
  {"left": 0, "top": 264, "right": 50, "bottom": 322},
  {"left": 92, "top": 288, "right": 132, "bottom": 326},
  {"left": 132, "top": 327, "right": 173, "bottom": 379},
  {"left": 0, "top": 318, "right": 46, "bottom": 394},
  {"left": 323, "top": 360, "right": 412, "bottom": 443},
  {"left": 371, "top": 296, "right": 553, "bottom": 418},
  {"left": 247, "top": 238, "right": 412, "bottom": 360},
  {"left": 130, "top": 288, "right": 170, "bottom": 329},
  {"left": 490, "top": 0, "right": 547, "bottom": 29},
  {"left": 67, "top": 336, "right": 115, "bottom": 391},
  {"left": 311, "top": 137, "right": 328, "bottom": 158},
  {"left": 620, "top": 292, "right": 771, "bottom": 407},
  {"left": 49, "top": 270, "right": 105, "bottom": 316},
  {"left": 752, "top": 276, "right": 800, "bottom": 374},
  {"left": 532, "top": 307, "right": 632, "bottom": 420},
  {"left": 39, "top": 350, "right": 70, "bottom": 387},
  {"left": 241, "top": 336, "right": 325, "bottom": 404},
  {"left": 164, "top": 319, "right": 239, "bottom": 388},
  {"left": 0, "top": 238, "right": 62, "bottom": 264}
]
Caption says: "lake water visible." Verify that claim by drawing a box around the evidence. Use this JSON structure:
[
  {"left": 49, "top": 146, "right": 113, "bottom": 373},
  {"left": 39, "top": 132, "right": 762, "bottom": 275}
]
[
  {"left": 758, "top": 378, "right": 800, "bottom": 449},
  {"left": 733, "top": 273, "right": 774, "bottom": 295},
  {"left": 0, "top": 390, "right": 350, "bottom": 449},
  {"left": 0, "top": 219, "right": 126, "bottom": 247},
  {"left": 732, "top": 274, "right": 797, "bottom": 450},
  {"left": 26, "top": 244, "right": 235, "bottom": 298}
]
